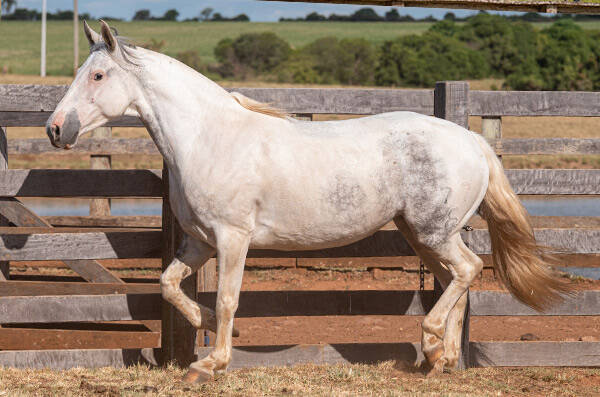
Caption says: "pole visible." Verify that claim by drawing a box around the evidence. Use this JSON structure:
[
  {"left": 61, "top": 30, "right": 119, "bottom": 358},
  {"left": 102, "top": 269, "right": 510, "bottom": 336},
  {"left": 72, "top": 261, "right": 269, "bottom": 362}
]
[
  {"left": 73, "top": 0, "right": 78, "bottom": 76},
  {"left": 41, "top": 0, "right": 47, "bottom": 77}
]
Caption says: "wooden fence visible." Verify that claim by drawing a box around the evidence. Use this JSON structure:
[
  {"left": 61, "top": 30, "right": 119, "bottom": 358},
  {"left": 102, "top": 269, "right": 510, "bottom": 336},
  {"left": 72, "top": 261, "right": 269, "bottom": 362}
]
[{"left": 0, "top": 82, "right": 599, "bottom": 369}]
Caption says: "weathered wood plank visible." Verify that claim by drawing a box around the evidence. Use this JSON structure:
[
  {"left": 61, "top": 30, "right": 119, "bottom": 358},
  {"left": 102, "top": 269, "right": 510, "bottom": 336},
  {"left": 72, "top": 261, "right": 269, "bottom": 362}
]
[
  {"left": 232, "top": 87, "right": 434, "bottom": 115},
  {"left": 492, "top": 138, "right": 600, "bottom": 155},
  {"left": 0, "top": 328, "right": 160, "bottom": 350},
  {"left": 0, "top": 227, "right": 597, "bottom": 261},
  {"left": 470, "top": 290, "right": 600, "bottom": 316},
  {"left": 8, "top": 138, "right": 158, "bottom": 155},
  {"left": 0, "top": 198, "right": 124, "bottom": 283},
  {"left": 45, "top": 215, "right": 162, "bottom": 228},
  {"left": 0, "top": 169, "right": 162, "bottom": 197},
  {"left": 0, "top": 294, "right": 161, "bottom": 323},
  {"left": 505, "top": 169, "right": 600, "bottom": 195},
  {"left": 7, "top": 137, "right": 600, "bottom": 156},
  {"left": 0, "top": 348, "right": 157, "bottom": 369},
  {"left": 0, "top": 85, "right": 434, "bottom": 115},
  {"left": 198, "top": 290, "right": 435, "bottom": 317},
  {"left": 434, "top": 81, "right": 469, "bottom": 128},
  {"left": 90, "top": 127, "right": 113, "bottom": 217},
  {"left": 470, "top": 91, "right": 600, "bottom": 117},
  {"left": 14, "top": 289, "right": 600, "bottom": 324},
  {"left": 198, "top": 343, "right": 424, "bottom": 370},
  {"left": 1, "top": 341, "right": 598, "bottom": 370},
  {"left": 0, "top": 85, "right": 68, "bottom": 112},
  {"left": 0, "top": 230, "right": 162, "bottom": 260},
  {"left": 0, "top": 126, "right": 8, "bottom": 280},
  {"left": 0, "top": 111, "right": 142, "bottom": 127},
  {"left": 470, "top": 342, "right": 600, "bottom": 367},
  {"left": 0, "top": 280, "right": 159, "bottom": 296},
  {"left": 462, "top": 228, "right": 600, "bottom": 255}
]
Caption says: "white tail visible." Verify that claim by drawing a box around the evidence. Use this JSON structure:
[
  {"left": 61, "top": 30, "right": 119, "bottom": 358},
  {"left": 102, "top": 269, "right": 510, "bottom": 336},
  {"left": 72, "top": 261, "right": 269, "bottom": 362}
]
[{"left": 474, "top": 134, "right": 571, "bottom": 311}]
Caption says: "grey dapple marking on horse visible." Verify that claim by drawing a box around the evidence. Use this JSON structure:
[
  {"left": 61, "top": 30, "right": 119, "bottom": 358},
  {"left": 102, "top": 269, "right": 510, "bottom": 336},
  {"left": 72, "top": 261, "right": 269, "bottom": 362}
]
[{"left": 46, "top": 20, "right": 569, "bottom": 382}]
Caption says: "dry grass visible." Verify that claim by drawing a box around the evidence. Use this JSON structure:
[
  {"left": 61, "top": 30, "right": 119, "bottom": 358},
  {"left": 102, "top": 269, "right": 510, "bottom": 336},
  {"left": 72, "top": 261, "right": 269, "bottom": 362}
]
[{"left": 1, "top": 363, "right": 600, "bottom": 396}]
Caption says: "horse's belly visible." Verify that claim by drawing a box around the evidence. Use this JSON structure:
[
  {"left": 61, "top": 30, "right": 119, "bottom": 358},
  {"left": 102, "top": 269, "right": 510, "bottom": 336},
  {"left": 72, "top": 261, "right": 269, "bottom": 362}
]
[{"left": 250, "top": 191, "right": 398, "bottom": 251}]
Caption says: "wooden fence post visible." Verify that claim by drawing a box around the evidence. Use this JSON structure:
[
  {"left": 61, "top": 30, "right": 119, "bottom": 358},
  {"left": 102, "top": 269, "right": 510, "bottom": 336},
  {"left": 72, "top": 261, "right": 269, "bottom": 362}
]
[
  {"left": 89, "top": 127, "right": 111, "bottom": 216},
  {"left": 482, "top": 116, "right": 502, "bottom": 160},
  {"left": 481, "top": 116, "right": 502, "bottom": 281},
  {"left": 198, "top": 258, "right": 218, "bottom": 346},
  {"left": 161, "top": 160, "right": 198, "bottom": 367},
  {"left": 0, "top": 126, "right": 8, "bottom": 280},
  {"left": 434, "top": 81, "right": 470, "bottom": 369}
]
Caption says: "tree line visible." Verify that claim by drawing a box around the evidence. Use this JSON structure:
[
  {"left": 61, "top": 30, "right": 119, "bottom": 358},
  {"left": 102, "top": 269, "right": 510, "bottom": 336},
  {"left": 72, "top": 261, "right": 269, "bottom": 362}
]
[
  {"left": 184, "top": 14, "right": 600, "bottom": 91},
  {"left": 280, "top": 8, "right": 600, "bottom": 23}
]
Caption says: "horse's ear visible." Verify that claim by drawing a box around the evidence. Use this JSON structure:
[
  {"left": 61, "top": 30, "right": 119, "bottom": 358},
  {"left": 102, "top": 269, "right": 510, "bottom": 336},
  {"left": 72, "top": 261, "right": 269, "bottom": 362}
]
[
  {"left": 99, "top": 19, "right": 117, "bottom": 52},
  {"left": 83, "top": 20, "right": 101, "bottom": 46}
]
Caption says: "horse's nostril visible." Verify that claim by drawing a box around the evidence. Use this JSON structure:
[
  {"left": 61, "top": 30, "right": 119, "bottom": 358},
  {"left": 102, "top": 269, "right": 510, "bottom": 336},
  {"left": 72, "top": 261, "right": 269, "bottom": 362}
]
[{"left": 52, "top": 125, "right": 60, "bottom": 138}]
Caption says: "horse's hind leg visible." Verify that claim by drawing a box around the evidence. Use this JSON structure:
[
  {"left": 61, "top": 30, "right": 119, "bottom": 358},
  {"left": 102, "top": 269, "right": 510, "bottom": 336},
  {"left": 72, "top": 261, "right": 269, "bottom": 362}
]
[
  {"left": 417, "top": 253, "right": 468, "bottom": 370},
  {"left": 420, "top": 235, "right": 482, "bottom": 375},
  {"left": 160, "top": 236, "right": 216, "bottom": 332},
  {"left": 394, "top": 217, "right": 480, "bottom": 374}
]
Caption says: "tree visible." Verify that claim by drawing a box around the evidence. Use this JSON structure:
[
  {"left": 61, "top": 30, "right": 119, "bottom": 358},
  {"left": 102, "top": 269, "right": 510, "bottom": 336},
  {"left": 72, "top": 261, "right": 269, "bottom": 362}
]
[
  {"left": 231, "top": 14, "right": 249, "bottom": 22},
  {"left": 215, "top": 32, "right": 291, "bottom": 78},
  {"left": 162, "top": 9, "right": 179, "bottom": 21},
  {"left": 444, "top": 12, "right": 456, "bottom": 21},
  {"left": 211, "top": 12, "right": 224, "bottom": 21},
  {"left": 385, "top": 9, "right": 400, "bottom": 22},
  {"left": 133, "top": 9, "right": 151, "bottom": 21},
  {"left": 305, "top": 12, "right": 326, "bottom": 21},
  {"left": 199, "top": 7, "right": 213, "bottom": 21},
  {"left": 351, "top": 8, "right": 382, "bottom": 22}
]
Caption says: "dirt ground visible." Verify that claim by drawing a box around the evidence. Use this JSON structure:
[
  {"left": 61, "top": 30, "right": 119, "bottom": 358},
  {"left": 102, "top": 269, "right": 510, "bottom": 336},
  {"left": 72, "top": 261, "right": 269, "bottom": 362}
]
[{"left": 1, "top": 362, "right": 600, "bottom": 396}]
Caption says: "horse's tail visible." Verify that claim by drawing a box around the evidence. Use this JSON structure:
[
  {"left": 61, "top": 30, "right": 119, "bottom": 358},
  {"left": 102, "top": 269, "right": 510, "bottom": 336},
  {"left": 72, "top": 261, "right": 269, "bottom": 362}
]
[{"left": 474, "top": 134, "right": 570, "bottom": 311}]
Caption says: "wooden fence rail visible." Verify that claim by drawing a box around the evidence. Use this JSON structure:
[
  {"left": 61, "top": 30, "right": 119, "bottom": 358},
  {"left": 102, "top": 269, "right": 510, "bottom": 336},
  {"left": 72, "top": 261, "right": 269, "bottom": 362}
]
[
  {"left": 0, "top": 228, "right": 597, "bottom": 261},
  {"left": 0, "top": 81, "right": 599, "bottom": 370},
  {"left": 6, "top": 137, "right": 600, "bottom": 156},
  {"left": 3, "top": 290, "right": 600, "bottom": 324},
  {"left": 0, "top": 169, "right": 597, "bottom": 197}
]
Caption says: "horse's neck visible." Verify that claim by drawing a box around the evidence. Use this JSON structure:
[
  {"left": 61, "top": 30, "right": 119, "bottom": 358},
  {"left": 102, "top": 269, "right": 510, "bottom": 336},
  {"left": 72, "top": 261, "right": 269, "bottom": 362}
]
[{"left": 132, "top": 51, "right": 241, "bottom": 174}]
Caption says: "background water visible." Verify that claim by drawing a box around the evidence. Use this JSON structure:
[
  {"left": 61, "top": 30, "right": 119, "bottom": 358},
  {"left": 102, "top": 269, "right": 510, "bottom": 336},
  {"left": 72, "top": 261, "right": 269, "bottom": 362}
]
[{"left": 20, "top": 196, "right": 600, "bottom": 217}]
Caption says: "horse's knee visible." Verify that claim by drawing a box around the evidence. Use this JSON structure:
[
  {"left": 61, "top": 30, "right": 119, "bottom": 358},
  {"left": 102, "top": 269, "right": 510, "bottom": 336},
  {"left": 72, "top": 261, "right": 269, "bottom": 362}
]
[{"left": 216, "top": 295, "right": 238, "bottom": 319}]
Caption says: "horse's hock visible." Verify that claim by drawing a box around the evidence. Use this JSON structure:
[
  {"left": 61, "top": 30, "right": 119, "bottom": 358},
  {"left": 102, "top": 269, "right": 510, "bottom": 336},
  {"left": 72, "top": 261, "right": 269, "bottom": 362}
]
[{"left": 0, "top": 82, "right": 599, "bottom": 369}]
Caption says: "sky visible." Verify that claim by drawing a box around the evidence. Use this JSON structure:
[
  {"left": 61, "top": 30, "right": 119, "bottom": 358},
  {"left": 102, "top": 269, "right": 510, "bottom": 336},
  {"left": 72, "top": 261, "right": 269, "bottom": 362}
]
[{"left": 13, "top": 0, "right": 497, "bottom": 21}]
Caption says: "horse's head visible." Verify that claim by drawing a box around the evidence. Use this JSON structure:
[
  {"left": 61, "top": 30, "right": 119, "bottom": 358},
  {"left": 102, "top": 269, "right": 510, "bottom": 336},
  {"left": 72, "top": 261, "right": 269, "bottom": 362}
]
[{"left": 46, "top": 20, "right": 138, "bottom": 149}]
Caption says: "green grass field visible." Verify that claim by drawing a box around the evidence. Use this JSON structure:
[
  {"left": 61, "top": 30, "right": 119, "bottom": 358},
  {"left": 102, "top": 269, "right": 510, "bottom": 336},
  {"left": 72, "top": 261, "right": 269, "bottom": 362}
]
[{"left": 2, "top": 20, "right": 600, "bottom": 76}]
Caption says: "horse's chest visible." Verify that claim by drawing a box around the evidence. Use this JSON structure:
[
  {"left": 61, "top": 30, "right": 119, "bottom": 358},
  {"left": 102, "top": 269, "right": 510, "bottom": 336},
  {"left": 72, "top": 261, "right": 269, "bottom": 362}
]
[
  {"left": 167, "top": 180, "right": 218, "bottom": 243},
  {"left": 167, "top": 173, "right": 258, "bottom": 243}
]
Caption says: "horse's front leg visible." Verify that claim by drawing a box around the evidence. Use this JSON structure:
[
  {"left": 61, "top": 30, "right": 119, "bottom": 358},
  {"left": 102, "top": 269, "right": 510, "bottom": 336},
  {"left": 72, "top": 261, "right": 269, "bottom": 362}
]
[
  {"left": 160, "top": 236, "right": 217, "bottom": 331},
  {"left": 183, "top": 228, "right": 250, "bottom": 383}
]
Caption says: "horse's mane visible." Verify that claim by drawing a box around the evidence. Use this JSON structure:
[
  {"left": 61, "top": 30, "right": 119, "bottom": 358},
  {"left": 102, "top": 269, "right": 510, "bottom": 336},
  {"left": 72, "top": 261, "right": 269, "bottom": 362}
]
[{"left": 230, "top": 92, "right": 288, "bottom": 119}]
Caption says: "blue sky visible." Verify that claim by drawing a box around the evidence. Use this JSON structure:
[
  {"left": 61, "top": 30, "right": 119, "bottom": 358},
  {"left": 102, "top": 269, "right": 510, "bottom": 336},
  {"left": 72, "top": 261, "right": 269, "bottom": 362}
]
[{"left": 14, "top": 0, "right": 494, "bottom": 21}]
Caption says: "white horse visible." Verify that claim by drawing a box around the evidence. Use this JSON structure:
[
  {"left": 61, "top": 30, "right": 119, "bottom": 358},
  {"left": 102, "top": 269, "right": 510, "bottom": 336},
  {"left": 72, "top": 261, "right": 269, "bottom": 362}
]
[{"left": 46, "top": 21, "right": 567, "bottom": 381}]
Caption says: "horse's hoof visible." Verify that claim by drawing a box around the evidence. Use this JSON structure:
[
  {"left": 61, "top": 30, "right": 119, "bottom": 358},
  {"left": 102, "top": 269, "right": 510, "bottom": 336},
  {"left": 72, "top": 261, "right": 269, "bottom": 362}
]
[{"left": 182, "top": 368, "right": 212, "bottom": 384}]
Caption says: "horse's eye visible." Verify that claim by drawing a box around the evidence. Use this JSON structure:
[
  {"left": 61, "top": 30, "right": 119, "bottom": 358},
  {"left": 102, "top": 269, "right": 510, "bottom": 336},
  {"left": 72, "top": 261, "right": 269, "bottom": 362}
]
[{"left": 94, "top": 73, "right": 103, "bottom": 81}]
